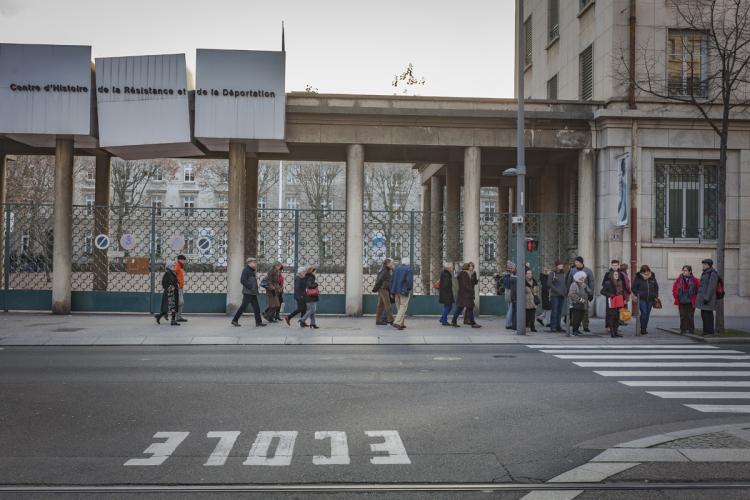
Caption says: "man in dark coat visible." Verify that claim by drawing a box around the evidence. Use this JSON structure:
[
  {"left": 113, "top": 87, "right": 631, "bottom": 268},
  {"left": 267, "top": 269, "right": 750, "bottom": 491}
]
[
  {"left": 285, "top": 266, "right": 308, "bottom": 326},
  {"left": 155, "top": 260, "right": 180, "bottom": 326},
  {"left": 373, "top": 258, "right": 394, "bottom": 325},
  {"left": 438, "top": 261, "right": 456, "bottom": 326},
  {"left": 231, "top": 257, "right": 266, "bottom": 327},
  {"left": 452, "top": 262, "right": 480, "bottom": 328},
  {"left": 697, "top": 258, "right": 720, "bottom": 336}
]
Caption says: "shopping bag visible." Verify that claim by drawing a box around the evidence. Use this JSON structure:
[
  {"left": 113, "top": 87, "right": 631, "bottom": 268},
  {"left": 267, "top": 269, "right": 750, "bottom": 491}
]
[
  {"left": 608, "top": 295, "right": 625, "bottom": 309},
  {"left": 619, "top": 308, "right": 632, "bottom": 322}
]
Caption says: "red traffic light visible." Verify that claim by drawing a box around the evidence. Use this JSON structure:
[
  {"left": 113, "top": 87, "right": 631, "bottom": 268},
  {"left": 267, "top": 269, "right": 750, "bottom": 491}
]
[{"left": 526, "top": 239, "right": 538, "bottom": 252}]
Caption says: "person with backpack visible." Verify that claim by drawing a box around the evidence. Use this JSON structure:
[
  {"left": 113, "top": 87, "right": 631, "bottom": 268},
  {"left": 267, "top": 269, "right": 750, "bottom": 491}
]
[
  {"left": 438, "top": 261, "right": 456, "bottom": 326},
  {"left": 632, "top": 264, "right": 659, "bottom": 335},
  {"left": 672, "top": 265, "right": 700, "bottom": 335},
  {"left": 697, "top": 258, "right": 721, "bottom": 336},
  {"left": 231, "top": 257, "right": 266, "bottom": 327},
  {"left": 547, "top": 260, "right": 567, "bottom": 333}
]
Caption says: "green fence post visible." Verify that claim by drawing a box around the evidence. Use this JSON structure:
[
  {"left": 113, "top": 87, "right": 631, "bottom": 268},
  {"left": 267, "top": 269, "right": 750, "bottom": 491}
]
[
  {"left": 293, "top": 208, "right": 300, "bottom": 271},
  {"left": 149, "top": 206, "right": 156, "bottom": 314},
  {"left": 3, "top": 204, "right": 10, "bottom": 312},
  {"left": 409, "top": 210, "right": 415, "bottom": 264}
]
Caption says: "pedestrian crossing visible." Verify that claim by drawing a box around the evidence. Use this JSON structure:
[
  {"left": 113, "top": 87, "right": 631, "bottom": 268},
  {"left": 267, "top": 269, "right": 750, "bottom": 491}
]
[{"left": 528, "top": 344, "right": 750, "bottom": 414}]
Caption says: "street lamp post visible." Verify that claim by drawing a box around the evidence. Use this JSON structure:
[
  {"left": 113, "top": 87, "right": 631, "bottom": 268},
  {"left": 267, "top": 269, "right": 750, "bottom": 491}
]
[{"left": 513, "top": 0, "right": 527, "bottom": 335}]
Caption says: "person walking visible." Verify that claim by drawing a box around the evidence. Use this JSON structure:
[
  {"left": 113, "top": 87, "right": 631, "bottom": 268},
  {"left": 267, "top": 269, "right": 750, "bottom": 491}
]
[
  {"left": 548, "top": 260, "right": 567, "bottom": 333},
  {"left": 373, "top": 258, "right": 394, "bottom": 325},
  {"left": 264, "top": 263, "right": 282, "bottom": 323},
  {"left": 524, "top": 268, "right": 539, "bottom": 333},
  {"left": 537, "top": 267, "right": 551, "bottom": 328},
  {"left": 231, "top": 257, "right": 266, "bottom": 327},
  {"left": 275, "top": 264, "right": 285, "bottom": 322},
  {"left": 697, "top": 258, "right": 720, "bottom": 336},
  {"left": 673, "top": 265, "right": 700, "bottom": 334},
  {"left": 174, "top": 254, "right": 187, "bottom": 322},
  {"left": 502, "top": 261, "right": 516, "bottom": 329},
  {"left": 284, "top": 266, "right": 308, "bottom": 326},
  {"left": 299, "top": 265, "right": 320, "bottom": 329},
  {"left": 390, "top": 257, "right": 414, "bottom": 330},
  {"left": 452, "top": 262, "right": 480, "bottom": 328},
  {"left": 632, "top": 265, "right": 659, "bottom": 335},
  {"left": 602, "top": 270, "right": 627, "bottom": 337},
  {"left": 438, "top": 261, "right": 456, "bottom": 326},
  {"left": 566, "top": 257, "right": 594, "bottom": 332},
  {"left": 567, "top": 271, "right": 590, "bottom": 337},
  {"left": 155, "top": 260, "right": 180, "bottom": 326}
]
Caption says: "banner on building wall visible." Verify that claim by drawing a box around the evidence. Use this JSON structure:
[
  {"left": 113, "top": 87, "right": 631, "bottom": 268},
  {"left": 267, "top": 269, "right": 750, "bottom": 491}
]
[{"left": 615, "top": 152, "right": 630, "bottom": 227}]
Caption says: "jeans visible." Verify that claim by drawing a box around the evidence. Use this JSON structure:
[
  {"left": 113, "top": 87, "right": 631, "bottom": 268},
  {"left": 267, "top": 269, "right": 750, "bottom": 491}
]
[
  {"left": 505, "top": 303, "right": 514, "bottom": 328},
  {"left": 232, "top": 293, "right": 262, "bottom": 325},
  {"left": 440, "top": 303, "right": 453, "bottom": 324},
  {"left": 301, "top": 301, "right": 317, "bottom": 325},
  {"left": 287, "top": 299, "right": 307, "bottom": 321},
  {"left": 176, "top": 288, "right": 184, "bottom": 319},
  {"left": 452, "top": 306, "right": 474, "bottom": 324},
  {"left": 550, "top": 296, "right": 564, "bottom": 330},
  {"left": 701, "top": 309, "right": 714, "bottom": 335},
  {"left": 639, "top": 299, "right": 653, "bottom": 331}
]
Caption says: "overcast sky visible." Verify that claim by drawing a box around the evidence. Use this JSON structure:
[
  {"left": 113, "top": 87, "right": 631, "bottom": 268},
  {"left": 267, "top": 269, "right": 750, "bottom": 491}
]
[{"left": 0, "top": 0, "right": 516, "bottom": 98}]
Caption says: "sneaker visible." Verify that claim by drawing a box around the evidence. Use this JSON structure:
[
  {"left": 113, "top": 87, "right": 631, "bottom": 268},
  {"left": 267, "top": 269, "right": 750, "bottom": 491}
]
[
  {"left": 284, "top": 315, "right": 291, "bottom": 326},
  {"left": 440, "top": 322, "right": 450, "bottom": 326},
  {"left": 177, "top": 318, "right": 188, "bottom": 322},
  {"left": 231, "top": 321, "right": 241, "bottom": 327}
]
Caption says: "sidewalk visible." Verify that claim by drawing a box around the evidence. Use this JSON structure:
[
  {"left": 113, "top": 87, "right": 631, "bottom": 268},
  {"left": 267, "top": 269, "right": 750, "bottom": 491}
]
[{"left": 2, "top": 312, "right": 745, "bottom": 346}]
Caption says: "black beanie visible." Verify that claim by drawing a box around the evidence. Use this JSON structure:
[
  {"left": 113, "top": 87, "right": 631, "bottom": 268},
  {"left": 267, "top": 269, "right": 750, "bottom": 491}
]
[{"left": 575, "top": 256, "right": 584, "bottom": 264}]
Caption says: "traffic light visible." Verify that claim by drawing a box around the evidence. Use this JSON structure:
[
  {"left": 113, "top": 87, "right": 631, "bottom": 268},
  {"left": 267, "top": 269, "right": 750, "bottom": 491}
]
[{"left": 526, "top": 238, "right": 538, "bottom": 252}]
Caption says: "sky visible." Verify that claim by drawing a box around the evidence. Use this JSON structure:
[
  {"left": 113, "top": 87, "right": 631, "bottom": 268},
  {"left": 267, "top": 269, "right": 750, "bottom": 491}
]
[{"left": 0, "top": 0, "right": 517, "bottom": 98}]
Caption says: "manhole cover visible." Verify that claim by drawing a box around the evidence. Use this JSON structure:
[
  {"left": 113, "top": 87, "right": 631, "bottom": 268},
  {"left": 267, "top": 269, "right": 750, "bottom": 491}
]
[{"left": 52, "top": 328, "right": 84, "bottom": 333}]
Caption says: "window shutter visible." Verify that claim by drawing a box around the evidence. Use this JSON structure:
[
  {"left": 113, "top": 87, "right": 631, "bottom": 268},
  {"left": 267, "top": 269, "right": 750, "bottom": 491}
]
[
  {"left": 547, "top": 74, "right": 558, "bottom": 100},
  {"left": 524, "top": 16, "right": 533, "bottom": 66},
  {"left": 548, "top": 0, "right": 559, "bottom": 41},
  {"left": 579, "top": 44, "right": 593, "bottom": 100}
]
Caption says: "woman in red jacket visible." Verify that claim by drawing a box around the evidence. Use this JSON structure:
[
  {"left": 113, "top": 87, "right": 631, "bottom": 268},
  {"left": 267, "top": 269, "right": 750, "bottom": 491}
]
[{"left": 672, "top": 265, "right": 700, "bottom": 334}]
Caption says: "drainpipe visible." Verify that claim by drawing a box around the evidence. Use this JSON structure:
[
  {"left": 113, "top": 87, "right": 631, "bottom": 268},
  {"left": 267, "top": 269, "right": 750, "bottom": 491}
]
[
  {"left": 631, "top": 120, "right": 639, "bottom": 333},
  {"left": 628, "top": 0, "right": 637, "bottom": 109}
]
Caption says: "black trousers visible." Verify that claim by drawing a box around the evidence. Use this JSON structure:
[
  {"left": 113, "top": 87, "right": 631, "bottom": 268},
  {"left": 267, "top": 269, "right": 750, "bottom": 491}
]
[
  {"left": 287, "top": 299, "right": 307, "bottom": 320},
  {"left": 679, "top": 304, "right": 695, "bottom": 332},
  {"left": 233, "top": 293, "right": 262, "bottom": 325},
  {"left": 570, "top": 308, "right": 585, "bottom": 331},
  {"left": 701, "top": 309, "right": 715, "bottom": 335},
  {"left": 526, "top": 309, "right": 536, "bottom": 330}
]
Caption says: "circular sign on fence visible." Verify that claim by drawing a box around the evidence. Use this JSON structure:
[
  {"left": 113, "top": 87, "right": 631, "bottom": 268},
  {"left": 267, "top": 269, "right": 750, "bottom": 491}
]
[
  {"left": 169, "top": 234, "right": 185, "bottom": 252},
  {"left": 94, "top": 234, "right": 110, "bottom": 250},
  {"left": 197, "top": 236, "right": 212, "bottom": 255},
  {"left": 119, "top": 233, "right": 137, "bottom": 251}
]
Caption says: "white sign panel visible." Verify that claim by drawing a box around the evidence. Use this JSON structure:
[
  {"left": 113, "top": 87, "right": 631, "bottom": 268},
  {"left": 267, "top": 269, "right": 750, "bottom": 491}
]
[
  {"left": 0, "top": 43, "right": 93, "bottom": 137},
  {"left": 95, "top": 53, "right": 201, "bottom": 159},
  {"left": 194, "top": 49, "right": 285, "bottom": 149},
  {"left": 119, "top": 233, "right": 137, "bottom": 251}
]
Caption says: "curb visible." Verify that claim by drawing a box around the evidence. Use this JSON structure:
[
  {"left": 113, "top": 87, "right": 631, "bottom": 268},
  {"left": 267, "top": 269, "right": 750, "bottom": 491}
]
[{"left": 656, "top": 327, "right": 750, "bottom": 344}]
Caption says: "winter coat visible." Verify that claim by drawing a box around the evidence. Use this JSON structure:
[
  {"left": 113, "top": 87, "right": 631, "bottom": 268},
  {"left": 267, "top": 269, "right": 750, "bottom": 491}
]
[
  {"left": 456, "top": 270, "right": 478, "bottom": 308},
  {"left": 509, "top": 275, "right": 519, "bottom": 303},
  {"left": 539, "top": 272, "right": 551, "bottom": 310},
  {"left": 160, "top": 269, "right": 180, "bottom": 315},
  {"left": 524, "top": 278, "right": 539, "bottom": 310},
  {"left": 438, "top": 269, "right": 455, "bottom": 305},
  {"left": 621, "top": 272, "right": 632, "bottom": 302},
  {"left": 568, "top": 281, "right": 590, "bottom": 310},
  {"left": 632, "top": 272, "right": 659, "bottom": 302},
  {"left": 601, "top": 277, "right": 625, "bottom": 309},
  {"left": 373, "top": 265, "right": 392, "bottom": 293},
  {"left": 548, "top": 269, "right": 568, "bottom": 298},
  {"left": 697, "top": 267, "right": 719, "bottom": 311},
  {"left": 390, "top": 264, "right": 414, "bottom": 297},
  {"left": 566, "top": 266, "right": 594, "bottom": 299},
  {"left": 672, "top": 274, "right": 700, "bottom": 308},
  {"left": 303, "top": 273, "right": 319, "bottom": 303},
  {"left": 240, "top": 266, "right": 259, "bottom": 295},
  {"left": 265, "top": 268, "right": 282, "bottom": 308},
  {"left": 293, "top": 274, "right": 307, "bottom": 301}
]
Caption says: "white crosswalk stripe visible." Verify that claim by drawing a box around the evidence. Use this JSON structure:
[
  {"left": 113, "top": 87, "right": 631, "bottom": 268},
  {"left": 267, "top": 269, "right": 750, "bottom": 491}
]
[{"left": 529, "top": 344, "right": 750, "bottom": 414}]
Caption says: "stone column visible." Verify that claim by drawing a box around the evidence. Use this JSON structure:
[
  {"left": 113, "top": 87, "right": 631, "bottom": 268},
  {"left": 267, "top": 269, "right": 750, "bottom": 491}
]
[
  {"left": 0, "top": 154, "right": 6, "bottom": 283},
  {"left": 420, "top": 183, "right": 431, "bottom": 295},
  {"left": 92, "top": 154, "right": 111, "bottom": 291},
  {"left": 244, "top": 155, "right": 259, "bottom": 258},
  {"left": 445, "top": 164, "right": 461, "bottom": 262},
  {"left": 52, "top": 138, "right": 74, "bottom": 314},
  {"left": 226, "top": 142, "right": 246, "bottom": 313},
  {"left": 739, "top": 150, "right": 750, "bottom": 297},
  {"left": 429, "top": 175, "right": 444, "bottom": 289},
  {"left": 464, "top": 147, "right": 481, "bottom": 309},
  {"left": 345, "top": 144, "right": 364, "bottom": 316},
  {"left": 578, "top": 149, "right": 596, "bottom": 271}
]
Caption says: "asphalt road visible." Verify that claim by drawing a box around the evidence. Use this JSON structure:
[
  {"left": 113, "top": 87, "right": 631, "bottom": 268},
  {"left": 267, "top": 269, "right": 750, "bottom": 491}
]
[{"left": 1, "top": 345, "right": 749, "bottom": 499}]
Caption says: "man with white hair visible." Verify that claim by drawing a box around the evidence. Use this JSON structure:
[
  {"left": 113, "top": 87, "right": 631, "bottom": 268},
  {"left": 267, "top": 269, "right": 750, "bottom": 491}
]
[
  {"left": 389, "top": 257, "right": 414, "bottom": 330},
  {"left": 231, "top": 257, "right": 266, "bottom": 327},
  {"left": 285, "top": 266, "right": 309, "bottom": 326}
]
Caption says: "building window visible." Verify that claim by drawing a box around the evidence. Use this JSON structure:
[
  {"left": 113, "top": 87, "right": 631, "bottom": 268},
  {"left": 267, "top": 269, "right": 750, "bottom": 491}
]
[
  {"left": 286, "top": 165, "right": 300, "bottom": 184},
  {"left": 655, "top": 161, "right": 718, "bottom": 240},
  {"left": 183, "top": 195, "right": 196, "bottom": 217},
  {"left": 482, "top": 199, "right": 497, "bottom": 222},
  {"left": 185, "top": 234, "right": 195, "bottom": 255},
  {"left": 580, "top": 0, "right": 594, "bottom": 10},
  {"left": 483, "top": 239, "right": 497, "bottom": 262},
  {"left": 286, "top": 197, "right": 299, "bottom": 210},
  {"left": 183, "top": 164, "right": 195, "bottom": 183},
  {"left": 86, "top": 169, "right": 95, "bottom": 182},
  {"left": 85, "top": 194, "right": 95, "bottom": 215},
  {"left": 524, "top": 16, "right": 533, "bottom": 66},
  {"left": 579, "top": 44, "right": 594, "bottom": 101},
  {"left": 547, "top": 74, "right": 558, "bottom": 100},
  {"left": 84, "top": 230, "right": 93, "bottom": 255},
  {"left": 668, "top": 30, "right": 709, "bottom": 98},
  {"left": 548, "top": 0, "right": 559, "bottom": 42},
  {"left": 151, "top": 196, "right": 163, "bottom": 216},
  {"left": 154, "top": 167, "right": 164, "bottom": 182}
]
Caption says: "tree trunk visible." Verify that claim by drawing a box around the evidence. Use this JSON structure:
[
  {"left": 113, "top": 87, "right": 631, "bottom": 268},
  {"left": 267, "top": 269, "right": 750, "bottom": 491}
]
[{"left": 716, "top": 115, "right": 729, "bottom": 334}]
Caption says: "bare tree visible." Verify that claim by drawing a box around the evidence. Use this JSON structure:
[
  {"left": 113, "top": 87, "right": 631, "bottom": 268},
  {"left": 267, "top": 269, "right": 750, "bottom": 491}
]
[
  {"left": 295, "top": 163, "right": 343, "bottom": 265},
  {"left": 618, "top": 0, "right": 750, "bottom": 333}
]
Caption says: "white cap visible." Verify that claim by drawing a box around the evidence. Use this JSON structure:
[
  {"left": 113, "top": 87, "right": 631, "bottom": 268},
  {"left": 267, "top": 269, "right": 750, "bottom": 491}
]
[{"left": 574, "top": 271, "right": 587, "bottom": 282}]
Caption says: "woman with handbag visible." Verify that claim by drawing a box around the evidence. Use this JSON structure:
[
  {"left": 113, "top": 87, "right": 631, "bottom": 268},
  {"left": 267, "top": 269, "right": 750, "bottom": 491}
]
[
  {"left": 672, "top": 265, "right": 700, "bottom": 334},
  {"left": 300, "top": 265, "right": 320, "bottom": 329},
  {"left": 452, "top": 262, "right": 480, "bottom": 328},
  {"left": 524, "top": 268, "right": 540, "bottom": 333},
  {"left": 632, "top": 264, "right": 659, "bottom": 335},
  {"left": 438, "top": 262, "right": 456, "bottom": 326},
  {"left": 601, "top": 270, "right": 627, "bottom": 337}
]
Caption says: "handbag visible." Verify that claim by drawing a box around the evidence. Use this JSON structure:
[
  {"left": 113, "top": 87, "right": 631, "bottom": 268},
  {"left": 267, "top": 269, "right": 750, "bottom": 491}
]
[
  {"left": 305, "top": 287, "right": 320, "bottom": 298},
  {"left": 609, "top": 295, "right": 625, "bottom": 309},
  {"left": 652, "top": 297, "right": 663, "bottom": 309},
  {"left": 533, "top": 295, "right": 540, "bottom": 306},
  {"left": 619, "top": 308, "right": 632, "bottom": 322},
  {"left": 433, "top": 279, "right": 441, "bottom": 290}
]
